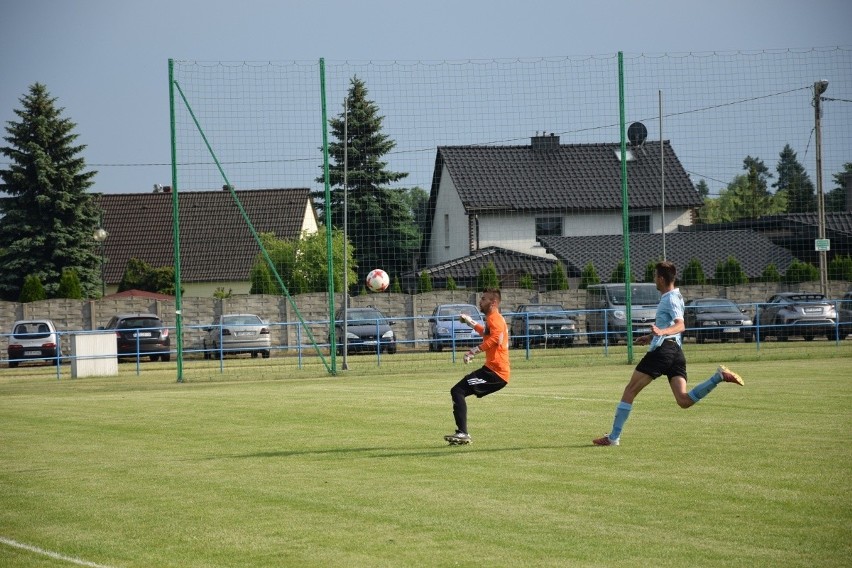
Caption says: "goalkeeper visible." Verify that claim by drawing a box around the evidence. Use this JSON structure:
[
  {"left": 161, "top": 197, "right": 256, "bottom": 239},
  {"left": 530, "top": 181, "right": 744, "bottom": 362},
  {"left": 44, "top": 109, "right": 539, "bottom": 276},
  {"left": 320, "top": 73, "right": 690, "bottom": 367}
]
[{"left": 444, "top": 288, "right": 511, "bottom": 445}]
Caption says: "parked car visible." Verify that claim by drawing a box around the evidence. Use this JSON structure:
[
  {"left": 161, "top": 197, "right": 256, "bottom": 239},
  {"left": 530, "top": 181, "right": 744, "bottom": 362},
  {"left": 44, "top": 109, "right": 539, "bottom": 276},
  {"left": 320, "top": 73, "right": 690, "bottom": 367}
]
[
  {"left": 203, "top": 313, "right": 271, "bottom": 359},
  {"left": 755, "top": 292, "right": 837, "bottom": 341},
  {"left": 836, "top": 291, "right": 852, "bottom": 339},
  {"left": 584, "top": 283, "right": 661, "bottom": 345},
  {"left": 7, "top": 319, "right": 60, "bottom": 368},
  {"left": 683, "top": 298, "right": 754, "bottom": 343},
  {"left": 331, "top": 307, "right": 396, "bottom": 355},
  {"left": 101, "top": 313, "right": 171, "bottom": 362},
  {"left": 510, "top": 304, "right": 577, "bottom": 348},
  {"left": 428, "top": 303, "right": 484, "bottom": 351}
]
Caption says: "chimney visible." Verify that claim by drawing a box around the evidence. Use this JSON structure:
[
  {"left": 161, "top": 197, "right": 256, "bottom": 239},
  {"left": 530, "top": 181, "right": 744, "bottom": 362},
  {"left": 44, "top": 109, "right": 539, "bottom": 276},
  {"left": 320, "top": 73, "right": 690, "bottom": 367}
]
[{"left": 531, "top": 132, "right": 559, "bottom": 152}]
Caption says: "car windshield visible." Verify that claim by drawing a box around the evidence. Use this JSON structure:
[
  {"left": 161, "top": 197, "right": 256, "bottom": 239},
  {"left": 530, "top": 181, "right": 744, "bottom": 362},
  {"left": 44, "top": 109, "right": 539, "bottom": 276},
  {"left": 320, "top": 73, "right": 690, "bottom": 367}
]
[
  {"left": 608, "top": 286, "right": 661, "bottom": 305},
  {"left": 695, "top": 301, "right": 740, "bottom": 313},
  {"left": 13, "top": 323, "right": 52, "bottom": 339},
  {"left": 437, "top": 305, "right": 478, "bottom": 318},
  {"left": 222, "top": 315, "right": 262, "bottom": 326},
  {"left": 346, "top": 309, "right": 385, "bottom": 325},
  {"left": 119, "top": 318, "right": 161, "bottom": 329}
]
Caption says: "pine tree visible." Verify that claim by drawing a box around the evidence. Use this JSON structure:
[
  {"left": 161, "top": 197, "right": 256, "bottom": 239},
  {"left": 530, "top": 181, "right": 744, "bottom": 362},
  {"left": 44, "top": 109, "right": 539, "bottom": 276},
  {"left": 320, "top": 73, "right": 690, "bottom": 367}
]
[
  {"left": 0, "top": 83, "right": 101, "bottom": 300},
  {"left": 826, "top": 162, "right": 851, "bottom": 212},
  {"left": 317, "top": 77, "right": 420, "bottom": 280},
  {"left": 774, "top": 144, "right": 815, "bottom": 213}
]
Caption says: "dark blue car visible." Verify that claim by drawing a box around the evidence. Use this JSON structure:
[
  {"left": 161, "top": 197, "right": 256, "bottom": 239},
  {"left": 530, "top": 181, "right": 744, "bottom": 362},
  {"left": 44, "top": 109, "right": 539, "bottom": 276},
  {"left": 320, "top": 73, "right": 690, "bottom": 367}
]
[{"left": 428, "top": 303, "right": 484, "bottom": 352}]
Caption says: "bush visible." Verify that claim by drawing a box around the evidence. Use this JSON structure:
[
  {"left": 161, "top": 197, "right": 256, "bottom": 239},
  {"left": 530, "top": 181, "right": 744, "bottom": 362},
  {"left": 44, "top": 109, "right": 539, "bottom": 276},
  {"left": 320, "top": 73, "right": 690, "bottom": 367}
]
[
  {"left": 609, "top": 261, "right": 626, "bottom": 284},
  {"left": 681, "top": 258, "right": 706, "bottom": 286},
  {"left": 545, "top": 261, "right": 569, "bottom": 291},
  {"left": 476, "top": 261, "right": 500, "bottom": 291},
  {"left": 644, "top": 262, "right": 657, "bottom": 283},
  {"left": 418, "top": 271, "right": 433, "bottom": 293},
  {"left": 56, "top": 268, "right": 83, "bottom": 299},
  {"left": 714, "top": 256, "right": 748, "bottom": 286},
  {"left": 784, "top": 259, "right": 819, "bottom": 284},
  {"left": 445, "top": 276, "right": 458, "bottom": 291},
  {"left": 518, "top": 273, "right": 534, "bottom": 290},
  {"left": 828, "top": 255, "right": 852, "bottom": 281},
  {"left": 19, "top": 275, "right": 46, "bottom": 303},
  {"left": 760, "top": 263, "right": 781, "bottom": 283},
  {"left": 579, "top": 263, "right": 600, "bottom": 289}
]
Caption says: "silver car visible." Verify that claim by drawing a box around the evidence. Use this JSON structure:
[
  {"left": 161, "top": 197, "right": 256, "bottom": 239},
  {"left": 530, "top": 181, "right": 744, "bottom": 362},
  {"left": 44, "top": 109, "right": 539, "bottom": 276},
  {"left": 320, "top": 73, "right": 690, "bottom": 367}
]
[
  {"left": 7, "top": 319, "right": 60, "bottom": 367},
  {"left": 756, "top": 292, "right": 837, "bottom": 341},
  {"left": 203, "top": 314, "right": 271, "bottom": 359}
]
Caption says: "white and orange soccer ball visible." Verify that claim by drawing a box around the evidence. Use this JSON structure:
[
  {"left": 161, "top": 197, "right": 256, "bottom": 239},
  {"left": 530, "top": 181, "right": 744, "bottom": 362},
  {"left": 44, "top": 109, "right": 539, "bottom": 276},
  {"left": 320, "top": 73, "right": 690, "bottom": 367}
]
[{"left": 365, "top": 268, "right": 390, "bottom": 293}]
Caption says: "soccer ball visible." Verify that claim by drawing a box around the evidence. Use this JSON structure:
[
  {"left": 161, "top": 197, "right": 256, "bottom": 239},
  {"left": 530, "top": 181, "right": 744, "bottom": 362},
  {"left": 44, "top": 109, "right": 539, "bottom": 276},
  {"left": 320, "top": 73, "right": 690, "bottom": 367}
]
[{"left": 365, "top": 268, "right": 390, "bottom": 293}]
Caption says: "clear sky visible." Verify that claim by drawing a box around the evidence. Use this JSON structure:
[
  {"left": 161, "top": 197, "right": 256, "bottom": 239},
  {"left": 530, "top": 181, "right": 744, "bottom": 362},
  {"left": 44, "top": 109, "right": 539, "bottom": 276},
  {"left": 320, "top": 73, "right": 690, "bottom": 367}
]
[{"left": 1, "top": 0, "right": 850, "bottom": 195}]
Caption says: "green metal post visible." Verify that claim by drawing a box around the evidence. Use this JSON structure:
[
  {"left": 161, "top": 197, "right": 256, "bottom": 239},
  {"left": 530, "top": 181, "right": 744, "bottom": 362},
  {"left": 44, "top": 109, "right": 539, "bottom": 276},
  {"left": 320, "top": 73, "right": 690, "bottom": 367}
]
[
  {"left": 169, "top": 59, "right": 184, "bottom": 382},
  {"left": 618, "top": 52, "right": 634, "bottom": 364},
  {"left": 320, "top": 58, "right": 337, "bottom": 374}
]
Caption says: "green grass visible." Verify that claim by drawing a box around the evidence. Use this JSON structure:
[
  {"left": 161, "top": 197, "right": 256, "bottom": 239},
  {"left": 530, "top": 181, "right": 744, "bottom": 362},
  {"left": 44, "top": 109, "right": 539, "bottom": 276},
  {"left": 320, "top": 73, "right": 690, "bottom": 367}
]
[{"left": 1, "top": 345, "right": 851, "bottom": 567}]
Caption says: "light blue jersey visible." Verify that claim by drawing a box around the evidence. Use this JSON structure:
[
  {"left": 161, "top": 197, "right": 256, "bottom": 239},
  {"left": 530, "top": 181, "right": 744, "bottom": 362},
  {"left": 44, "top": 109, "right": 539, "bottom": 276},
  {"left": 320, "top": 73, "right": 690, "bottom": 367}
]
[{"left": 648, "top": 288, "right": 684, "bottom": 351}]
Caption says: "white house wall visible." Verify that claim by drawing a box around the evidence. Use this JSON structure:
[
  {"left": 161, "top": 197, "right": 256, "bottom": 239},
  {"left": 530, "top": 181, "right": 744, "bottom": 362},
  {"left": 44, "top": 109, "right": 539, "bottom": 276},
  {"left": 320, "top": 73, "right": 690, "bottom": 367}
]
[{"left": 429, "top": 165, "right": 471, "bottom": 264}]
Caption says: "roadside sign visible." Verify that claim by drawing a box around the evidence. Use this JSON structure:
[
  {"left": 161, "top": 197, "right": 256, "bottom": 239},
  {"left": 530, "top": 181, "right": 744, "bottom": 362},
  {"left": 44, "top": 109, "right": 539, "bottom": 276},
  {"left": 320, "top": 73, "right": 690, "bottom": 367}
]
[{"left": 815, "top": 239, "right": 831, "bottom": 252}]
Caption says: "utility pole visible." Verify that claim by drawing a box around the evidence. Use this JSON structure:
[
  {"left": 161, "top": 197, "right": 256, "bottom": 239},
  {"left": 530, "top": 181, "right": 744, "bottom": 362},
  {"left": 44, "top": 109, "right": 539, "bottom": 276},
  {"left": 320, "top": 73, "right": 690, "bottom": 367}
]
[{"left": 814, "top": 80, "right": 829, "bottom": 297}]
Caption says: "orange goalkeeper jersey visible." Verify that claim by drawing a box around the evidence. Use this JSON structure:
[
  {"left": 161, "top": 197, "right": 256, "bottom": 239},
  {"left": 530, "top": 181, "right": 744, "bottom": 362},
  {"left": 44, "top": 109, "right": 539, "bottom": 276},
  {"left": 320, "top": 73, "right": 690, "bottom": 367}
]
[{"left": 473, "top": 310, "right": 511, "bottom": 381}]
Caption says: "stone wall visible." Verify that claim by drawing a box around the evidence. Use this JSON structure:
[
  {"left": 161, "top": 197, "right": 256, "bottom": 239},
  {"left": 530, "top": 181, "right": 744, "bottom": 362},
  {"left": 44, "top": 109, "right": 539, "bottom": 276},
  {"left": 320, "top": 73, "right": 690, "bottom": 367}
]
[{"left": 2, "top": 281, "right": 849, "bottom": 352}]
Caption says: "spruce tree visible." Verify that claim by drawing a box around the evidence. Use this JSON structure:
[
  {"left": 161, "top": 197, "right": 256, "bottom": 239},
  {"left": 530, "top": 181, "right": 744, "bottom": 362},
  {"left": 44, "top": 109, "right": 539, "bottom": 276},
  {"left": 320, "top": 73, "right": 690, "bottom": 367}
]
[
  {"left": 545, "top": 261, "right": 569, "bottom": 291},
  {"left": 418, "top": 271, "right": 433, "bottom": 293},
  {"left": 476, "top": 261, "right": 500, "bottom": 291},
  {"left": 0, "top": 83, "right": 101, "bottom": 300},
  {"left": 775, "top": 144, "right": 815, "bottom": 213},
  {"left": 317, "top": 77, "right": 419, "bottom": 280}
]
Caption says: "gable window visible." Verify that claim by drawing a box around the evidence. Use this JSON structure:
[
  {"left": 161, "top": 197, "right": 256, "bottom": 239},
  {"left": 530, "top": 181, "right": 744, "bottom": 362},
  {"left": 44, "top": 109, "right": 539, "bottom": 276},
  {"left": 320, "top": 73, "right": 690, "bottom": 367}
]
[
  {"left": 629, "top": 215, "right": 651, "bottom": 234},
  {"left": 535, "top": 216, "right": 563, "bottom": 242}
]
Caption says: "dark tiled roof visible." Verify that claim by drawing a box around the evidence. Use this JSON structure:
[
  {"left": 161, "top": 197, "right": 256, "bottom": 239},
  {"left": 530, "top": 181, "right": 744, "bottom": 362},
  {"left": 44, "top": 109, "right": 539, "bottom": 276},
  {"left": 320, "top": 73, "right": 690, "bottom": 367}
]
[
  {"left": 434, "top": 140, "right": 702, "bottom": 212},
  {"left": 679, "top": 212, "right": 852, "bottom": 237},
  {"left": 539, "top": 231, "right": 795, "bottom": 282},
  {"left": 416, "top": 246, "right": 564, "bottom": 280},
  {"left": 95, "top": 189, "right": 314, "bottom": 283}
]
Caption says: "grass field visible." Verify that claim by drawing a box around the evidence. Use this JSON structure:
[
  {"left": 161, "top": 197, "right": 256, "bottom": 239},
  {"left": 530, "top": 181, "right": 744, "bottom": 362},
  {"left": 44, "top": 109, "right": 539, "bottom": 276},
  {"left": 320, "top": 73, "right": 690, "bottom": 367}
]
[{"left": 1, "top": 343, "right": 850, "bottom": 567}]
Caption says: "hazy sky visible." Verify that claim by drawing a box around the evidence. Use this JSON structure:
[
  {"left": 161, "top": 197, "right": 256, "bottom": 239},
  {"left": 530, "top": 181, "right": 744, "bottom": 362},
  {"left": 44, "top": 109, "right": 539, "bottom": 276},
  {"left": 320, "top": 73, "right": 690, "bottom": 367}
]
[{"left": 2, "top": 0, "right": 850, "bottom": 194}]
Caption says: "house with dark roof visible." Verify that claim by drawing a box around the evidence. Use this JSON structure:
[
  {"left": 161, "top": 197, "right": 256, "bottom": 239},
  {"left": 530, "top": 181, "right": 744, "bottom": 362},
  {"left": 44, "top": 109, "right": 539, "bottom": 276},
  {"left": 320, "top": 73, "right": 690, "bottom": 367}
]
[
  {"left": 423, "top": 134, "right": 702, "bottom": 268},
  {"left": 95, "top": 188, "right": 317, "bottom": 296}
]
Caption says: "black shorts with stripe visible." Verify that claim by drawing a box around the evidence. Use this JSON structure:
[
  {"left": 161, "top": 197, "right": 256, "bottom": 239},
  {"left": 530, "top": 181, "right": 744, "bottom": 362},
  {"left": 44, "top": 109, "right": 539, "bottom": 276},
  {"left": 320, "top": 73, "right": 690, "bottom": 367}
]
[
  {"left": 635, "top": 340, "right": 688, "bottom": 381},
  {"left": 454, "top": 366, "right": 508, "bottom": 398}
]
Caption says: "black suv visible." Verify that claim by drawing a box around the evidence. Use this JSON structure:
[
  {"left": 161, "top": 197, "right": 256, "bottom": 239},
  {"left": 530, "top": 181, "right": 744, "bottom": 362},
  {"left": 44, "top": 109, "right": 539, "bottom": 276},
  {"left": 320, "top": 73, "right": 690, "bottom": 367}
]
[
  {"left": 330, "top": 307, "right": 396, "bottom": 355},
  {"left": 101, "top": 313, "right": 171, "bottom": 362}
]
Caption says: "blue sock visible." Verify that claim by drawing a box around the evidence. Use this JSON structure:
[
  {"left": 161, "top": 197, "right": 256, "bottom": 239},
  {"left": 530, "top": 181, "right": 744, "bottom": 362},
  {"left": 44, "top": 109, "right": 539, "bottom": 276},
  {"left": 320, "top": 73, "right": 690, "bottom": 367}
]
[
  {"left": 609, "top": 401, "right": 632, "bottom": 440},
  {"left": 688, "top": 371, "right": 724, "bottom": 402}
]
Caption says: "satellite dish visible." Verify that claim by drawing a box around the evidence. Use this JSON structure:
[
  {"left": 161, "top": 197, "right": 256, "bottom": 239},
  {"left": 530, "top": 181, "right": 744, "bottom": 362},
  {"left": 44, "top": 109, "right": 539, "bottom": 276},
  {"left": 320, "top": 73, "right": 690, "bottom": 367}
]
[{"left": 627, "top": 122, "right": 648, "bottom": 147}]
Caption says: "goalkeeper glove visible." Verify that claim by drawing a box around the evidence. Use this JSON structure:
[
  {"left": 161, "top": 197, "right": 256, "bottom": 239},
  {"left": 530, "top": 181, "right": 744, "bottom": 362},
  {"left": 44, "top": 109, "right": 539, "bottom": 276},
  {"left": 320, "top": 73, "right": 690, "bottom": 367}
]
[
  {"left": 463, "top": 346, "right": 480, "bottom": 364},
  {"left": 459, "top": 313, "right": 477, "bottom": 329}
]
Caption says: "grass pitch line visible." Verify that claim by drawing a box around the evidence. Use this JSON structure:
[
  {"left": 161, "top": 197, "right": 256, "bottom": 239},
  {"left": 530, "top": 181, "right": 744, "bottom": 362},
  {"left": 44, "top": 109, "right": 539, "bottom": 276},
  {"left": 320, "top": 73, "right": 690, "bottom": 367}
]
[{"left": 0, "top": 536, "right": 116, "bottom": 568}]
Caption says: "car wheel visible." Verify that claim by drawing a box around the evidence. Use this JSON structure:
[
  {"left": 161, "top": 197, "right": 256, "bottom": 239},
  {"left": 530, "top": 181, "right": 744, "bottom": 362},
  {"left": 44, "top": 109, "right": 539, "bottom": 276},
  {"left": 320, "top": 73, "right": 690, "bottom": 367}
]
[
  {"left": 251, "top": 351, "right": 258, "bottom": 358},
  {"left": 203, "top": 340, "right": 211, "bottom": 360},
  {"left": 386, "top": 345, "right": 397, "bottom": 355},
  {"left": 150, "top": 355, "right": 160, "bottom": 362},
  {"left": 9, "top": 361, "right": 18, "bottom": 369},
  {"left": 744, "top": 334, "right": 754, "bottom": 343},
  {"left": 435, "top": 342, "right": 443, "bottom": 352},
  {"left": 162, "top": 354, "right": 171, "bottom": 362},
  {"left": 262, "top": 350, "right": 270, "bottom": 358},
  {"left": 696, "top": 335, "right": 705, "bottom": 344}
]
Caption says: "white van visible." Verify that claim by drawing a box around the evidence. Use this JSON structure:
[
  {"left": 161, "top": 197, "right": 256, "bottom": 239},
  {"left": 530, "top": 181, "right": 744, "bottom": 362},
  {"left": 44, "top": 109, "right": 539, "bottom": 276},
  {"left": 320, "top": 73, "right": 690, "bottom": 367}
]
[{"left": 584, "top": 283, "right": 660, "bottom": 345}]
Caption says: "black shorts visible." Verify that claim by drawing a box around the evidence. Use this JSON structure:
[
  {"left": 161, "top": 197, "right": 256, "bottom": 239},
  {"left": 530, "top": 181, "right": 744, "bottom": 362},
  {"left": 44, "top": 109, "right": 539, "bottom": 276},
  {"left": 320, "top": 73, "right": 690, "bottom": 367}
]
[
  {"left": 454, "top": 366, "right": 508, "bottom": 398},
  {"left": 635, "top": 340, "right": 687, "bottom": 381}
]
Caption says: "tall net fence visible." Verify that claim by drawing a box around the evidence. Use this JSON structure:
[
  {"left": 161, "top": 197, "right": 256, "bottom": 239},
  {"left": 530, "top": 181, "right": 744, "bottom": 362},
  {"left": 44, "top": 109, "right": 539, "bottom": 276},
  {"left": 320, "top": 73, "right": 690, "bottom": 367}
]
[
  {"left": 174, "top": 48, "right": 852, "bottom": 292},
  {"left": 168, "top": 48, "right": 852, "bottom": 371}
]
